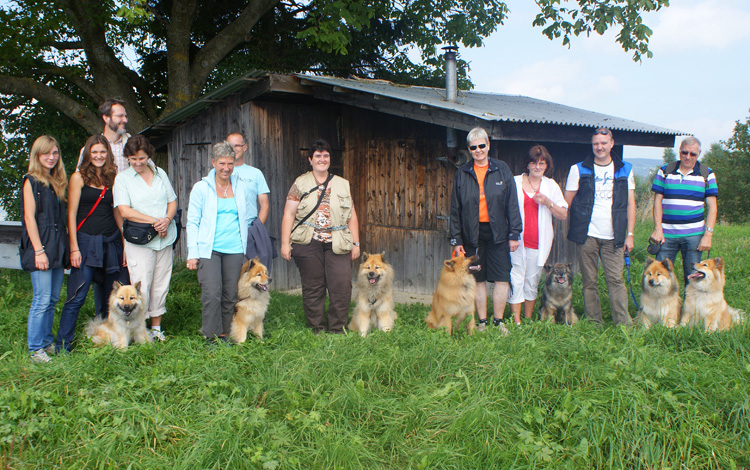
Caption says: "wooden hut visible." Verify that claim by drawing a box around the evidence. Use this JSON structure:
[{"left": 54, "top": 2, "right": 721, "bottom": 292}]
[{"left": 144, "top": 71, "right": 680, "bottom": 294}]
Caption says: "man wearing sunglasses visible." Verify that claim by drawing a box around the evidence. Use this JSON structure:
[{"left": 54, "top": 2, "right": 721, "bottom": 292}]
[
  {"left": 565, "top": 127, "right": 636, "bottom": 326},
  {"left": 650, "top": 137, "right": 718, "bottom": 285}
]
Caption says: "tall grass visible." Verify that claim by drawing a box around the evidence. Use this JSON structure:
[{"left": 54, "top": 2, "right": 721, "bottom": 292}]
[{"left": 1, "top": 224, "right": 749, "bottom": 469}]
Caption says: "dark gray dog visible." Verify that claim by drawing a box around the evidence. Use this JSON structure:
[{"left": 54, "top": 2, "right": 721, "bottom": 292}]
[{"left": 539, "top": 263, "right": 578, "bottom": 325}]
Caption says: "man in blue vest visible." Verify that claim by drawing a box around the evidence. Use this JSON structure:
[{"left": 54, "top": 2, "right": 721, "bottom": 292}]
[{"left": 564, "top": 127, "right": 635, "bottom": 326}]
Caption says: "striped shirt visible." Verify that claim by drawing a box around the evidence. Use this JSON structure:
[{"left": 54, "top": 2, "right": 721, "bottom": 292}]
[{"left": 651, "top": 161, "right": 718, "bottom": 238}]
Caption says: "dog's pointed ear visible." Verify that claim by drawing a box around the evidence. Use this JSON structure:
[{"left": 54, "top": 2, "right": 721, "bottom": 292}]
[
  {"left": 565, "top": 263, "right": 572, "bottom": 271},
  {"left": 661, "top": 258, "right": 673, "bottom": 271},
  {"left": 249, "top": 257, "right": 260, "bottom": 269},
  {"left": 544, "top": 264, "right": 552, "bottom": 273},
  {"left": 444, "top": 259, "right": 455, "bottom": 271},
  {"left": 644, "top": 257, "right": 655, "bottom": 268},
  {"left": 134, "top": 281, "right": 142, "bottom": 293},
  {"left": 362, "top": 252, "right": 369, "bottom": 262},
  {"left": 715, "top": 257, "right": 724, "bottom": 270},
  {"left": 113, "top": 281, "right": 122, "bottom": 290},
  {"left": 380, "top": 251, "right": 386, "bottom": 261}
]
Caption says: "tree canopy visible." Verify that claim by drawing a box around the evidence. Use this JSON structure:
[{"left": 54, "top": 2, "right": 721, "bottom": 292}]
[
  {"left": 0, "top": 0, "right": 669, "bottom": 135},
  {"left": 0, "top": 0, "right": 670, "bottom": 218},
  {"left": 702, "top": 111, "right": 750, "bottom": 224}
]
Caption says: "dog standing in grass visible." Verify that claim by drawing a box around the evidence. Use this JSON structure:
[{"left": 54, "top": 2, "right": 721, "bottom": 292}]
[
  {"left": 425, "top": 254, "right": 479, "bottom": 335},
  {"left": 538, "top": 263, "right": 578, "bottom": 325},
  {"left": 86, "top": 281, "right": 151, "bottom": 349},
  {"left": 348, "top": 252, "right": 397, "bottom": 337},
  {"left": 230, "top": 257, "right": 272, "bottom": 342},
  {"left": 637, "top": 257, "right": 681, "bottom": 328},
  {"left": 681, "top": 257, "right": 744, "bottom": 332}
]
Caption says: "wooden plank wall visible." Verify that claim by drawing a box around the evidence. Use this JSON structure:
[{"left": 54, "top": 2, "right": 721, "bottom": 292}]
[
  {"left": 247, "top": 99, "right": 342, "bottom": 290},
  {"left": 341, "top": 109, "right": 456, "bottom": 293}
]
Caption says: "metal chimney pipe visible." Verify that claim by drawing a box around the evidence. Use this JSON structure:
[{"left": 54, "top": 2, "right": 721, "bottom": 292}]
[
  {"left": 443, "top": 45, "right": 458, "bottom": 103},
  {"left": 443, "top": 46, "right": 459, "bottom": 154}
]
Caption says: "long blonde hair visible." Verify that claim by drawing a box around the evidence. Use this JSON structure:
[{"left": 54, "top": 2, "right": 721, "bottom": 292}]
[{"left": 27, "top": 135, "right": 67, "bottom": 200}]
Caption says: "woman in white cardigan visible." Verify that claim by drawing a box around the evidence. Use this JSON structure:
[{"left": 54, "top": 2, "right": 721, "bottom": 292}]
[{"left": 509, "top": 145, "right": 568, "bottom": 323}]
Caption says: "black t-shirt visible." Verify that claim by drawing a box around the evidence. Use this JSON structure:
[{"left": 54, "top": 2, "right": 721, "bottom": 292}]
[{"left": 76, "top": 185, "right": 118, "bottom": 236}]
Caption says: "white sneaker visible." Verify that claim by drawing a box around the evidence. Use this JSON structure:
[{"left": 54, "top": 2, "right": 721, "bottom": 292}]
[
  {"left": 30, "top": 350, "right": 51, "bottom": 363},
  {"left": 150, "top": 329, "right": 166, "bottom": 341},
  {"left": 476, "top": 322, "right": 487, "bottom": 333}
]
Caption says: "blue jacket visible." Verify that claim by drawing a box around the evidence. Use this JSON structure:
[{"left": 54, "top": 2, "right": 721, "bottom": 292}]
[
  {"left": 567, "top": 155, "right": 632, "bottom": 248},
  {"left": 186, "top": 171, "right": 254, "bottom": 260}
]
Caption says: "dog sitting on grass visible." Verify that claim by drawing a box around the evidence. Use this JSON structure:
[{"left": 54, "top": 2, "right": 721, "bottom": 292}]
[
  {"left": 425, "top": 254, "right": 479, "bottom": 335},
  {"left": 348, "top": 252, "right": 397, "bottom": 337},
  {"left": 85, "top": 281, "right": 151, "bottom": 349},
  {"left": 681, "top": 257, "right": 744, "bottom": 332}
]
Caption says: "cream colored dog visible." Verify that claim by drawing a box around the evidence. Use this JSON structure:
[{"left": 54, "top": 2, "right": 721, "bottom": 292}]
[
  {"left": 85, "top": 281, "right": 151, "bottom": 349},
  {"left": 230, "top": 257, "right": 272, "bottom": 342},
  {"left": 681, "top": 257, "right": 744, "bottom": 332},
  {"left": 348, "top": 252, "right": 397, "bottom": 337},
  {"left": 425, "top": 254, "right": 479, "bottom": 335}
]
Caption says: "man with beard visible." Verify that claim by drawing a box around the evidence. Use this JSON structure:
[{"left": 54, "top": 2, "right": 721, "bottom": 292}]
[{"left": 77, "top": 99, "right": 130, "bottom": 172}]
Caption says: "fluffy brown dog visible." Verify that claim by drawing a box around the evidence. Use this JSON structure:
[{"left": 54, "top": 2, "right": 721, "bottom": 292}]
[
  {"left": 425, "top": 254, "right": 479, "bottom": 335},
  {"left": 538, "top": 263, "right": 578, "bottom": 325},
  {"left": 637, "top": 257, "right": 681, "bottom": 328},
  {"left": 230, "top": 257, "right": 272, "bottom": 342},
  {"left": 85, "top": 281, "right": 151, "bottom": 349},
  {"left": 681, "top": 257, "right": 745, "bottom": 332},
  {"left": 348, "top": 252, "right": 397, "bottom": 337}
]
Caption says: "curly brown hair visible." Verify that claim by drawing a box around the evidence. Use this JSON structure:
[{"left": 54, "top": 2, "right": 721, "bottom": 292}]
[{"left": 79, "top": 135, "right": 117, "bottom": 188}]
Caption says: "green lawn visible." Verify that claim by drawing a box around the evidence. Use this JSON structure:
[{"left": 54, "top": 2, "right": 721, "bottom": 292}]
[{"left": 1, "top": 223, "right": 749, "bottom": 469}]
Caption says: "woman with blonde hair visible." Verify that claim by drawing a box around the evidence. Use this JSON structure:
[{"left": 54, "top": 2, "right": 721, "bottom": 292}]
[
  {"left": 55, "top": 134, "right": 125, "bottom": 352},
  {"left": 20, "top": 135, "right": 69, "bottom": 363}
]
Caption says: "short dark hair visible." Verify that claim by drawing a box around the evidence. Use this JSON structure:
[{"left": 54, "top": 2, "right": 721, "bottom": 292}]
[
  {"left": 523, "top": 145, "right": 554, "bottom": 177},
  {"left": 227, "top": 132, "right": 247, "bottom": 145},
  {"left": 124, "top": 134, "right": 155, "bottom": 158},
  {"left": 309, "top": 139, "right": 332, "bottom": 158},
  {"left": 98, "top": 99, "right": 126, "bottom": 119}
]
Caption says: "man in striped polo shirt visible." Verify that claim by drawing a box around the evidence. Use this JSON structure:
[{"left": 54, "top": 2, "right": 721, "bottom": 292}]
[{"left": 650, "top": 136, "right": 718, "bottom": 285}]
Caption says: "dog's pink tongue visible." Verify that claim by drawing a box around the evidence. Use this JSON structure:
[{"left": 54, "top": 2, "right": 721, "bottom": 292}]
[
  {"left": 369, "top": 278, "right": 377, "bottom": 284},
  {"left": 687, "top": 272, "right": 701, "bottom": 279}
]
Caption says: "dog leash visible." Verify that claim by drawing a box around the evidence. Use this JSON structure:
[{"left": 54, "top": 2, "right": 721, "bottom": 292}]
[{"left": 623, "top": 250, "right": 641, "bottom": 311}]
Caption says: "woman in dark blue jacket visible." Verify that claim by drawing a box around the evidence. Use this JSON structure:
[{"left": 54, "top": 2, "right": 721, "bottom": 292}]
[{"left": 450, "top": 127, "right": 523, "bottom": 335}]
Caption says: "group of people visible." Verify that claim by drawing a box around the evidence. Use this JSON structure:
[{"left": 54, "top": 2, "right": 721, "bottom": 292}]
[
  {"left": 450, "top": 126, "right": 717, "bottom": 333},
  {"left": 22, "top": 97, "right": 718, "bottom": 361},
  {"left": 22, "top": 100, "right": 179, "bottom": 363}
]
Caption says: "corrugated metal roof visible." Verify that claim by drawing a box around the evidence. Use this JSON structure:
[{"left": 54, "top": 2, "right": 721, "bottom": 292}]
[
  {"left": 296, "top": 74, "right": 682, "bottom": 135},
  {"left": 142, "top": 70, "right": 267, "bottom": 135}
]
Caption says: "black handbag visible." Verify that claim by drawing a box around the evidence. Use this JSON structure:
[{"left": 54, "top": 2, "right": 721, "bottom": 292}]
[{"left": 122, "top": 219, "right": 158, "bottom": 245}]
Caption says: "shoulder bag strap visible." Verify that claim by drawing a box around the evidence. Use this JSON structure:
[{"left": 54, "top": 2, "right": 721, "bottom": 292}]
[
  {"left": 292, "top": 173, "right": 334, "bottom": 234},
  {"left": 76, "top": 187, "right": 107, "bottom": 232}
]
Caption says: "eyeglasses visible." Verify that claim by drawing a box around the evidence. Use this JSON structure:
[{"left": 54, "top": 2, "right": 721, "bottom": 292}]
[
  {"left": 469, "top": 143, "right": 487, "bottom": 151},
  {"left": 529, "top": 161, "right": 547, "bottom": 167},
  {"left": 680, "top": 150, "right": 700, "bottom": 157}
]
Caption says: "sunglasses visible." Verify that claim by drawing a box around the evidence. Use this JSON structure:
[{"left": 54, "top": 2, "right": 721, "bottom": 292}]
[
  {"left": 680, "top": 150, "right": 700, "bottom": 157},
  {"left": 593, "top": 129, "right": 612, "bottom": 136},
  {"left": 469, "top": 143, "right": 487, "bottom": 151}
]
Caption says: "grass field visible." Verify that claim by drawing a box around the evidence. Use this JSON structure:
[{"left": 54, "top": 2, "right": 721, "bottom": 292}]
[{"left": 1, "top": 223, "right": 749, "bottom": 469}]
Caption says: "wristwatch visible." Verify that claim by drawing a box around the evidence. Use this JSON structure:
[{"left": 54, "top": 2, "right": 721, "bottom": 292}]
[
  {"left": 353, "top": 242, "right": 360, "bottom": 247},
  {"left": 706, "top": 227, "right": 714, "bottom": 233}
]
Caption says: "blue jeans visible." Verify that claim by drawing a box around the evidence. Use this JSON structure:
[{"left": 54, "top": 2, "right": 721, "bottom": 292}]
[
  {"left": 55, "top": 264, "right": 121, "bottom": 352},
  {"left": 656, "top": 234, "right": 703, "bottom": 285},
  {"left": 28, "top": 268, "right": 64, "bottom": 352}
]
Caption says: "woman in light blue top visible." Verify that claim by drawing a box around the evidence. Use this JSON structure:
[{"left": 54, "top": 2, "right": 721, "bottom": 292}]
[
  {"left": 186, "top": 141, "right": 254, "bottom": 344},
  {"left": 113, "top": 135, "right": 177, "bottom": 341}
]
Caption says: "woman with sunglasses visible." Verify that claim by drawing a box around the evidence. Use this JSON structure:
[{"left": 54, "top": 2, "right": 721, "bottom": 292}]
[
  {"left": 449, "top": 127, "right": 522, "bottom": 335},
  {"left": 508, "top": 145, "right": 568, "bottom": 324}
]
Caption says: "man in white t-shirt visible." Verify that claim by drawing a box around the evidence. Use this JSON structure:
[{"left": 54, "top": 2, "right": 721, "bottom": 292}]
[
  {"left": 226, "top": 132, "right": 270, "bottom": 224},
  {"left": 77, "top": 99, "right": 131, "bottom": 173},
  {"left": 564, "top": 127, "right": 636, "bottom": 326}
]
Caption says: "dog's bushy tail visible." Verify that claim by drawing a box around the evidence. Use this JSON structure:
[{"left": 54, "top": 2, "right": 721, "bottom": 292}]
[
  {"left": 729, "top": 307, "right": 745, "bottom": 325},
  {"left": 85, "top": 317, "right": 107, "bottom": 343}
]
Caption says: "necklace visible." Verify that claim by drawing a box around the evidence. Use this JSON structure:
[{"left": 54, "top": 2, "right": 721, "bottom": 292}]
[
  {"left": 216, "top": 179, "right": 230, "bottom": 197},
  {"left": 527, "top": 175, "right": 540, "bottom": 193}
]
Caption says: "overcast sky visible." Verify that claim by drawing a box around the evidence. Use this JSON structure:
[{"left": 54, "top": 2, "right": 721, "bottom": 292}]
[{"left": 457, "top": 0, "right": 749, "bottom": 160}]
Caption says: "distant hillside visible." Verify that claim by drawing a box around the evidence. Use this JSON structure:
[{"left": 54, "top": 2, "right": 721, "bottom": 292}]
[{"left": 626, "top": 157, "right": 663, "bottom": 178}]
